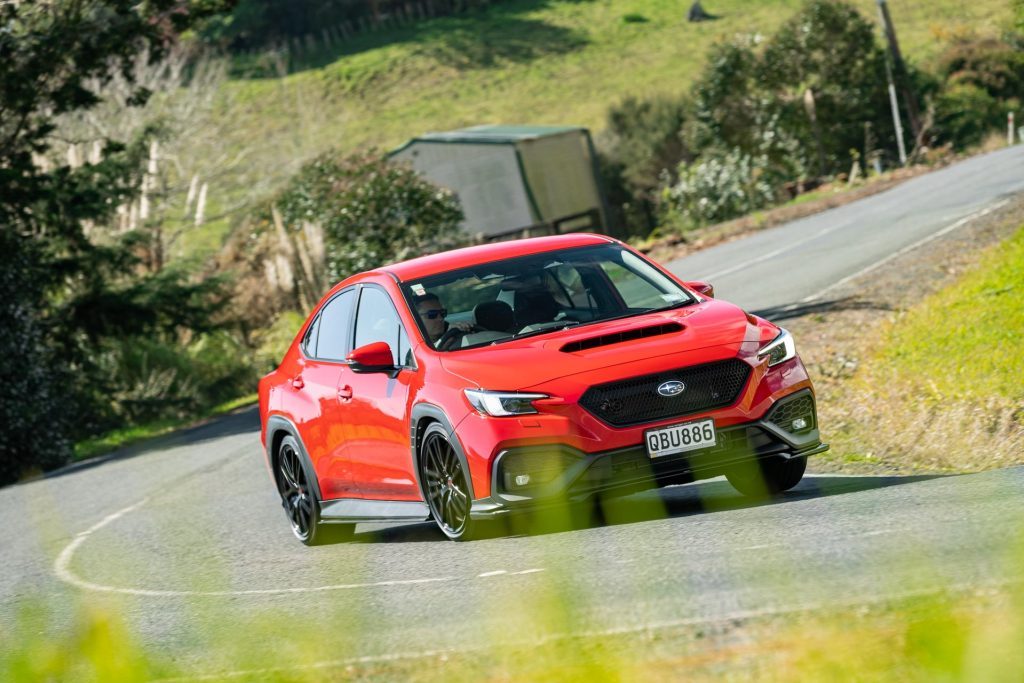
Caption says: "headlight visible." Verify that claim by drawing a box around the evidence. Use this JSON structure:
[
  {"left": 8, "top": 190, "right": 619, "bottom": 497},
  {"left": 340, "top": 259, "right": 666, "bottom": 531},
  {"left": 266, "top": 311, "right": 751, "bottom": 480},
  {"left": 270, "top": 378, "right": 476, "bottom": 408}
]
[
  {"left": 464, "top": 390, "right": 548, "bottom": 416},
  {"left": 758, "top": 329, "right": 797, "bottom": 367}
]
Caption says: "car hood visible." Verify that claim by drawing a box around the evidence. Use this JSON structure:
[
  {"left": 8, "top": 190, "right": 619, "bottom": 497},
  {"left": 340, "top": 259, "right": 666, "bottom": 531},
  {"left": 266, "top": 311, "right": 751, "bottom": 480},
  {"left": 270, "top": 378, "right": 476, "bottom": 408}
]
[{"left": 439, "top": 299, "right": 764, "bottom": 391}]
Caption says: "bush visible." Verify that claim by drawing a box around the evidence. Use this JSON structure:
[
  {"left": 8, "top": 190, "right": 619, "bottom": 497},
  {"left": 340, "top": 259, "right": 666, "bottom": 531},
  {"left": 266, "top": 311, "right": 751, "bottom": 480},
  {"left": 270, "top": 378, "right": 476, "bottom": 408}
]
[
  {"left": 95, "top": 333, "right": 258, "bottom": 425},
  {"left": 597, "top": 95, "right": 691, "bottom": 237},
  {"left": 0, "top": 234, "right": 71, "bottom": 485},
  {"left": 937, "top": 35, "right": 1024, "bottom": 102},
  {"left": 932, "top": 83, "right": 1003, "bottom": 148},
  {"left": 275, "top": 150, "right": 466, "bottom": 283},
  {"left": 662, "top": 149, "right": 779, "bottom": 226}
]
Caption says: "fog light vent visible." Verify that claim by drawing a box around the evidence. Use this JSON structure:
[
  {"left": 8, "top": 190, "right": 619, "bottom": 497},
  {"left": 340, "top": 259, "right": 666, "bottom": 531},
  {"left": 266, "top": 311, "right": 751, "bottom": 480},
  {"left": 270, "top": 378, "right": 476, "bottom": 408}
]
[
  {"left": 767, "top": 394, "right": 816, "bottom": 434},
  {"left": 499, "top": 450, "right": 579, "bottom": 492}
]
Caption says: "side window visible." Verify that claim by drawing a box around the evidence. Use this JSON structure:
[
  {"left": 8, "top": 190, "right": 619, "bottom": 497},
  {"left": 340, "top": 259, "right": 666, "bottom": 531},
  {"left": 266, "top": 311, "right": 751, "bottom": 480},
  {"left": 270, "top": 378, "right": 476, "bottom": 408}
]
[
  {"left": 316, "top": 290, "right": 356, "bottom": 361},
  {"left": 599, "top": 261, "right": 669, "bottom": 309},
  {"left": 301, "top": 314, "right": 321, "bottom": 357},
  {"left": 354, "top": 287, "right": 411, "bottom": 367}
]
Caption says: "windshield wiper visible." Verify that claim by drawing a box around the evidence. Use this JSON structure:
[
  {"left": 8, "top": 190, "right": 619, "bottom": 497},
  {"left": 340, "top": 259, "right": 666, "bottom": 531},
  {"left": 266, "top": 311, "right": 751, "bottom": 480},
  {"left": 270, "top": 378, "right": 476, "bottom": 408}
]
[
  {"left": 642, "top": 300, "right": 693, "bottom": 315},
  {"left": 510, "top": 320, "right": 582, "bottom": 341}
]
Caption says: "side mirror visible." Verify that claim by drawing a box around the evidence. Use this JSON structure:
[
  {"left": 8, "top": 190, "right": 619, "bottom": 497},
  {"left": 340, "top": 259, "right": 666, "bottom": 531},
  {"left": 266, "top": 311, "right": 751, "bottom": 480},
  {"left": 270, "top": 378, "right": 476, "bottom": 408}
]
[
  {"left": 346, "top": 341, "right": 395, "bottom": 374},
  {"left": 685, "top": 280, "right": 714, "bottom": 298}
]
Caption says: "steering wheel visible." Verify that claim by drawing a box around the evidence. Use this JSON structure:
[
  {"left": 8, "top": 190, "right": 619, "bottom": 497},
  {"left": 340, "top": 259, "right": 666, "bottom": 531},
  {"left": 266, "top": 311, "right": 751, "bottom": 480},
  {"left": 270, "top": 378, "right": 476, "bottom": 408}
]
[{"left": 436, "top": 324, "right": 480, "bottom": 349}]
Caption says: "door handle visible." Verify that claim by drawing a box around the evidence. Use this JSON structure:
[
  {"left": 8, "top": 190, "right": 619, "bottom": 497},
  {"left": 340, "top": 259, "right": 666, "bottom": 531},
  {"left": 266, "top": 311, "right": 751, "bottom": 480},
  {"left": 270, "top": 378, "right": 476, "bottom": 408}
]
[
  {"left": 290, "top": 376, "right": 304, "bottom": 389},
  {"left": 337, "top": 385, "right": 353, "bottom": 400}
]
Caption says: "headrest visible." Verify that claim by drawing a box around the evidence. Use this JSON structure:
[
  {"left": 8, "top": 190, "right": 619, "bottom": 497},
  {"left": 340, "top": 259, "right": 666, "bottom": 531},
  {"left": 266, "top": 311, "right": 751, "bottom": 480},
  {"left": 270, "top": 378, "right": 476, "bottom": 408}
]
[{"left": 474, "top": 300, "right": 515, "bottom": 332}]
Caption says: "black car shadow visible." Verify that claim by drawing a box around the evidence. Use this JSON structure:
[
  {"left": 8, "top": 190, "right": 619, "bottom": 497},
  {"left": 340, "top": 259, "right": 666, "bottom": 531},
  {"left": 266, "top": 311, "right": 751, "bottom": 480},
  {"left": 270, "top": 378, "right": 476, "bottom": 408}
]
[
  {"left": 752, "top": 296, "right": 893, "bottom": 323},
  {"left": 351, "top": 473, "right": 945, "bottom": 544}
]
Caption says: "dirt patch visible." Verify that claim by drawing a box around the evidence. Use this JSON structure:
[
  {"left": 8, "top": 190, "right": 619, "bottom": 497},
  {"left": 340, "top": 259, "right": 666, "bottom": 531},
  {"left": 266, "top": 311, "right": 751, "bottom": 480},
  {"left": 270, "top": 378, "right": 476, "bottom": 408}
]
[{"left": 777, "top": 196, "right": 1024, "bottom": 474}]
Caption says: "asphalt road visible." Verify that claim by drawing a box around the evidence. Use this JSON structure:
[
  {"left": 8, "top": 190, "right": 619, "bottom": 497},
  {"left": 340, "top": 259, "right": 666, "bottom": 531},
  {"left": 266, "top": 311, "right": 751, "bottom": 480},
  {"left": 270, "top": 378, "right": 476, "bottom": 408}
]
[
  {"left": 665, "top": 144, "right": 1024, "bottom": 314},
  {"left": 3, "top": 146, "right": 1024, "bottom": 677}
]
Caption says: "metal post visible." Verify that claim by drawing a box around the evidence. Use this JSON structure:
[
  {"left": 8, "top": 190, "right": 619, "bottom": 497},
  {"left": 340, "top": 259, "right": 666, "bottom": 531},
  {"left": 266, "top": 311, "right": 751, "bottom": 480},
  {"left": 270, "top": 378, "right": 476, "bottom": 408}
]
[{"left": 1010, "top": 112, "right": 1016, "bottom": 145}]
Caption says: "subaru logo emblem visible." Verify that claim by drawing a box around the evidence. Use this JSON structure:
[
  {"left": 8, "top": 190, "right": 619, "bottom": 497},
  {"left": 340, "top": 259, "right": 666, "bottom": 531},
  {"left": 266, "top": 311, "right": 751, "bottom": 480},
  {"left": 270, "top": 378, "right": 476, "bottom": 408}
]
[{"left": 657, "top": 380, "right": 685, "bottom": 397}]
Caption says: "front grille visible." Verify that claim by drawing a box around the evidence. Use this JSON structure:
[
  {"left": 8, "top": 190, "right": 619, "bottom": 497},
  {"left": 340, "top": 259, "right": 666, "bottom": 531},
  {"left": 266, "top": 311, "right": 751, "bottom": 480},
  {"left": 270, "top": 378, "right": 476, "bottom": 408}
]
[{"left": 579, "top": 358, "right": 751, "bottom": 427}]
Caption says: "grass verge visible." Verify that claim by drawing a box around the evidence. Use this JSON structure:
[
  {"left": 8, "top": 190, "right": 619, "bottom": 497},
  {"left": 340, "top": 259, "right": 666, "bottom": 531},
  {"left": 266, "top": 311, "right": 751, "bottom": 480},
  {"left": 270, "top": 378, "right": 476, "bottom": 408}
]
[
  {"left": 811, "top": 221, "right": 1024, "bottom": 473},
  {"left": 72, "top": 393, "right": 258, "bottom": 462}
]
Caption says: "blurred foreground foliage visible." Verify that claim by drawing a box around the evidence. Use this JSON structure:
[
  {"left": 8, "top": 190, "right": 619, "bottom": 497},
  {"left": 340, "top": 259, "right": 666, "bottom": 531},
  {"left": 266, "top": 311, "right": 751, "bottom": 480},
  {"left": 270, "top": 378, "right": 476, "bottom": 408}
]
[{"left": 2, "top": 576, "right": 1023, "bottom": 681}]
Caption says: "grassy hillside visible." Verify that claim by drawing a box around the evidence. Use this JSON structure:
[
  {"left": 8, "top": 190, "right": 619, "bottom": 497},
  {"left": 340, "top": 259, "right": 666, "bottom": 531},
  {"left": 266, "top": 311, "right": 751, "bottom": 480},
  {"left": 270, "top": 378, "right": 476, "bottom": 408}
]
[
  {"left": 183, "top": 0, "right": 1011, "bottom": 256},
  {"left": 224, "top": 0, "right": 1009, "bottom": 147}
]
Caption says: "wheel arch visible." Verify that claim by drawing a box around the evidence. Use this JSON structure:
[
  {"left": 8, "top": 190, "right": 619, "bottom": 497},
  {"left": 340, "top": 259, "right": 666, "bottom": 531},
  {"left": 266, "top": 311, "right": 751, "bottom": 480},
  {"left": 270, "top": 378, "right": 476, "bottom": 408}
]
[
  {"left": 409, "top": 403, "right": 475, "bottom": 501},
  {"left": 265, "top": 415, "right": 324, "bottom": 502}
]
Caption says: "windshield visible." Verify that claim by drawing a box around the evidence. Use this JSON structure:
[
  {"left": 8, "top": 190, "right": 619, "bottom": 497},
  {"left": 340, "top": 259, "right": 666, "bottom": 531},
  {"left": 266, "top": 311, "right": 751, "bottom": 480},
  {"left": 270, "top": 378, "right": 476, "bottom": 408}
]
[{"left": 403, "top": 244, "right": 696, "bottom": 351}]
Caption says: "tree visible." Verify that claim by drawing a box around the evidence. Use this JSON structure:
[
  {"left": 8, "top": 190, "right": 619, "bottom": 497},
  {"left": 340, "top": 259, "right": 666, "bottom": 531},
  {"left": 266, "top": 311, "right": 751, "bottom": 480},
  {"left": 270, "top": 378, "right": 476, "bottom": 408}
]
[
  {"left": 759, "top": 0, "right": 892, "bottom": 173},
  {"left": 274, "top": 151, "right": 466, "bottom": 285},
  {"left": 0, "top": 1, "right": 233, "bottom": 485}
]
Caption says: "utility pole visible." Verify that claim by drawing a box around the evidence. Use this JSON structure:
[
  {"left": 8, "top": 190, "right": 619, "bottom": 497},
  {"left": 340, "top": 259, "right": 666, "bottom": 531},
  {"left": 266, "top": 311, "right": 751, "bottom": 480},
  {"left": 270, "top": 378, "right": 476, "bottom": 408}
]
[
  {"left": 877, "top": 0, "right": 921, "bottom": 143},
  {"left": 881, "top": 44, "right": 907, "bottom": 166}
]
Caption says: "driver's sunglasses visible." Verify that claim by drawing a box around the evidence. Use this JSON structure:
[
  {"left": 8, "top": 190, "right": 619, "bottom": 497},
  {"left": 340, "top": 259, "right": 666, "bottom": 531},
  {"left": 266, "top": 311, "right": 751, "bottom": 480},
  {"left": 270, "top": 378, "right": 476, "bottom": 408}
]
[{"left": 423, "top": 308, "right": 447, "bottom": 320}]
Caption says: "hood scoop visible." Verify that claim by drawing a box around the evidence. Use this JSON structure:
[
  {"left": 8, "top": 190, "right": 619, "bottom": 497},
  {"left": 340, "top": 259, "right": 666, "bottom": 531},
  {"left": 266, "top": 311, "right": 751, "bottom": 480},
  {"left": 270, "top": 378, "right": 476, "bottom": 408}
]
[{"left": 560, "top": 322, "right": 684, "bottom": 353}]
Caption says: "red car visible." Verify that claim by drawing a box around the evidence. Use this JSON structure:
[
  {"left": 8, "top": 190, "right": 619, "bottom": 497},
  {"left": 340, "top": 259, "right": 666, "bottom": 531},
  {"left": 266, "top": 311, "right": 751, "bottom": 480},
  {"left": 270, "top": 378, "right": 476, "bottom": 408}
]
[{"left": 259, "top": 234, "right": 826, "bottom": 544}]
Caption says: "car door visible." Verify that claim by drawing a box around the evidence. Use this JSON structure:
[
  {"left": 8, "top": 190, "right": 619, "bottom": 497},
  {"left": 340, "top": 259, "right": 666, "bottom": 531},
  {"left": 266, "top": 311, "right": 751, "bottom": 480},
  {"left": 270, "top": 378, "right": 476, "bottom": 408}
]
[
  {"left": 295, "top": 288, "right": 359, "bottom": 500},
  {"left": 340, "top": 284, "right": 419, "bottom": 500}
]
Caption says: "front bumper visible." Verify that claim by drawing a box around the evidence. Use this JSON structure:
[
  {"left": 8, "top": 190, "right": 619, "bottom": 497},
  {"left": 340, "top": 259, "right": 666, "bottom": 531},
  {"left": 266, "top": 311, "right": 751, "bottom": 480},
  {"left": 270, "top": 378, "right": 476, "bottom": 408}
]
[{"left": 470, "top": 388, "right": 827, "bottom": 518}]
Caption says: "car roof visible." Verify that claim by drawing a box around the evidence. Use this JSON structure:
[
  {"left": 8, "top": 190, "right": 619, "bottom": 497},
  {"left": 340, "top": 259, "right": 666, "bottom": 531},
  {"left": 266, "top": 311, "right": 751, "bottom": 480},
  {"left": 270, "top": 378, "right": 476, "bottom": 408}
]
[{"left": 380, "top": 233, "right": 615, "bottom": 282}]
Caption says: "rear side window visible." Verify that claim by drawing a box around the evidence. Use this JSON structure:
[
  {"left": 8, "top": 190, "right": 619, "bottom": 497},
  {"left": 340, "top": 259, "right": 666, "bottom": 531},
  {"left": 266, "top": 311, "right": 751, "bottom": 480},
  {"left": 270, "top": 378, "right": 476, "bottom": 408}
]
[{"left": 316, "top": 290, "right": 355, "bottom": 361}]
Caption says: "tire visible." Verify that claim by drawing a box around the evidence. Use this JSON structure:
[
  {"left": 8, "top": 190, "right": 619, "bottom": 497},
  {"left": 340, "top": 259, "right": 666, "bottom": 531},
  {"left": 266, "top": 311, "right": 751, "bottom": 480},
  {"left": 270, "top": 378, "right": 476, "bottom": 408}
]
[
  {"left": 420, "top": 423, "right": 479, "bottom": 541},
  {"left": 275, "top": 435, "right": 354, "bottom": 546},
  {"left": 726, "top": 455, "right": 807, "bottom": 498}
]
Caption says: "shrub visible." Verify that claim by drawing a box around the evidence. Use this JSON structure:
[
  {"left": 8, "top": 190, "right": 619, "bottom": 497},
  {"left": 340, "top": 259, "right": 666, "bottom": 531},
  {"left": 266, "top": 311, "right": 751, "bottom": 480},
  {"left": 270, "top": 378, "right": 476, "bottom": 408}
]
[
  {"left": 935, "top": 34, "right": 1024, "bottom": 104},
  {"left": 95, "top": 333, "right": 258, "bottom": 425},
  {"left": 932, "top": 83, "right": 1003, "bottom": 148},
  {"left": 0, "top": 234, "right": 71, "bottom": 485},
  {"left": 597, "top": 95, "right": 691, "bottom": 236},
  {"left": 662, "top": 149, "right": 779, "bottom": 226}
]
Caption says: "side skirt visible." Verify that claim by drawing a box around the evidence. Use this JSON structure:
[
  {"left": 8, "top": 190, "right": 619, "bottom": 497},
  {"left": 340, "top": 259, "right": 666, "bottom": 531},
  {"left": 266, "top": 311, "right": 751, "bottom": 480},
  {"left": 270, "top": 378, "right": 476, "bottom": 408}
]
[{"left": 319, "top": 498, "right": 431, "bottom": 523}]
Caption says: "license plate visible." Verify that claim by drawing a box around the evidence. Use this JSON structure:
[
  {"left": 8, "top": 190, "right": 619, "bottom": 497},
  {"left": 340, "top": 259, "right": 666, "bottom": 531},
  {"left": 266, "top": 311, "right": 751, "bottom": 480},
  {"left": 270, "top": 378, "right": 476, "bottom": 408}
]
[{"left": 645, "top": 419, "right": 716, "bottom": 458}]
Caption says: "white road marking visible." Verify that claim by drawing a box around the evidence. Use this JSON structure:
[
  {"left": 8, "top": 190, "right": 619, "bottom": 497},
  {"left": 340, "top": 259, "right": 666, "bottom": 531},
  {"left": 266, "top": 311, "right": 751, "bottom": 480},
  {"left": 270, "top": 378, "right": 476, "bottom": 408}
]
[
  {"left": 736, "top": 529, "right": 895, "bottom": 552},
  {"left": 53, "top": 498, "right": 456, "bottom": 596},
  {"left": 53, "top": 498, "right": 549, "bottom": 597},
  {"left": 799, "top": 199, "right": 1010, "bottom": 304},
  {"left": 153, "top": 578, "right": 1023, "bottom": 682}
]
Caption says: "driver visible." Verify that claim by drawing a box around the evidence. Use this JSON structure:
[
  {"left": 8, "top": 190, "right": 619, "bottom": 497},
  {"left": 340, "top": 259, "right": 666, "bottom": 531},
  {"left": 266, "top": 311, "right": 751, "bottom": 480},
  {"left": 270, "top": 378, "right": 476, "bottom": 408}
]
[{"left": 414, "top": 293, "right": 473, "bottom": 349}]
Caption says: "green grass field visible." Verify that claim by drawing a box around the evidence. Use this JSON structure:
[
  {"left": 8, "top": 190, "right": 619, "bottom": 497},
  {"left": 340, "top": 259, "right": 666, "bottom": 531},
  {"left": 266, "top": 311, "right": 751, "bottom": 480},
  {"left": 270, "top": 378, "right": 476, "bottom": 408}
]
[
  {"left": 181, "top": 0, "right": 1012, "bottom": 258},
  {"left": 224, "top": 0, "right": 1009, "bottom": 153}
]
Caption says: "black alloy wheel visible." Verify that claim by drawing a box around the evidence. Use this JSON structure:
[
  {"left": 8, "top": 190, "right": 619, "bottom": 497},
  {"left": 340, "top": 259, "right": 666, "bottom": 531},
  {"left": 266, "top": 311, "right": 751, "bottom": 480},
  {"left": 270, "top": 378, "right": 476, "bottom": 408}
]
[
  {"left": 726, "top": 454, "right": 807, "bottom": 498},
  {"left": 276, "top": 435, "right": 353, "bottom": 546},
  {"left": 421, "top": 423, "right": 476, "bottom": 540}
]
